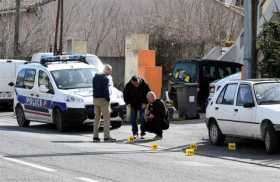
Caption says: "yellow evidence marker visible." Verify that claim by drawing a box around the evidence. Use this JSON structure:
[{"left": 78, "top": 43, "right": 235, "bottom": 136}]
[
  {"left": 188, "top": 143, "right": 198, "bottom": 151},
  {"left": 185, "top": 148, "right": 195, "bottom": 156},
  {"left": 228, "top": 143, "right": 236, "bottom": 151},
  {"left": 128, "top": 136, "right": 135, "bottom": 143},
  {"left": 151, "top": 144, "right": 158, "bottom": 150}
]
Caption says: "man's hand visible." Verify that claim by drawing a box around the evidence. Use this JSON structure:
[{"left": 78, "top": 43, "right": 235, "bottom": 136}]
[{"left": 141, "top": 103, "right": 146, "bottom": 109}]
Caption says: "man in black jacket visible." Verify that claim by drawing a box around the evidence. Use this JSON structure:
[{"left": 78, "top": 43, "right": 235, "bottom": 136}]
[
  {"left": 93, "top": 64, "right": 116, "bottom": 142},
  {"left": 123, "top": 76, "right": 151, "bottom": 138},
  {"left": 141, "top": 91, "right": 169, "bottom": 140}
]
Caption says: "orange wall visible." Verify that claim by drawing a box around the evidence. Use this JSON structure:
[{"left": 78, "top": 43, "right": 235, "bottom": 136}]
[
  {"left": 138, "top": 50, "right": 162, "bottom": 97},
  {"left": 138, "top": 50, "right": 156, "bottom": 67}
]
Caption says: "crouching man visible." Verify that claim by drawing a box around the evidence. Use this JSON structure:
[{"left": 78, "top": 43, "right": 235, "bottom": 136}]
[{"left": 141, "top": 91, "right": 169, "bottom": 140}]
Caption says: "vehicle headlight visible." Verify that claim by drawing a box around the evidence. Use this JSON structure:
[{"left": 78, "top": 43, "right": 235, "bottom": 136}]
[{"left": 65, "top": 95, "right": 84, "bottom": 103}]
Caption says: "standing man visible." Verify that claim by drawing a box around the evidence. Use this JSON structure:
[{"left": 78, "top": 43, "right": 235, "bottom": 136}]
[
  {"left": 123, "top": 76, "right": 151, "bottom": 139},
  {"left": 93, "top": 64, "right": 116, "bottom": 142},
  {"left": 141, "top": 91, "right": 169, "bottom": 140}
]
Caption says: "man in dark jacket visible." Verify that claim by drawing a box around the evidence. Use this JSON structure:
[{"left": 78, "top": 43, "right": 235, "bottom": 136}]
[
  {"left": 123, "top": 76, "right": 151, "bottom": 138},
  {"left": 141, "top": 91, "right": 168, "bottom": 140},
  {"left": 93, "top": 64, "right": 116, "bottom": 142}
]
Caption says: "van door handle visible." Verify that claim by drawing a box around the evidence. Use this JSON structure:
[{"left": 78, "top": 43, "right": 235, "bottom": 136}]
[
  {"left": 234, "top": 109, "right": 238, "bottom": 112},
  {"left": 215, "top": 107, "right": 219, "bottom": 111},
  {"left": 35, "top": 94, "right": 39, "bottom": 97},
  {"left": 30, "top": 93, "right": 34, "bottom": 96}
]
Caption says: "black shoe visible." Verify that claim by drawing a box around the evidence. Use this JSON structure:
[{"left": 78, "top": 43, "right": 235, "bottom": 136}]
[
  {"left": 140, "top": 132, "right": 146, "bottom": 137},
  {"left": 104, "top": 138, "right": 117, "bottom": 142},
  {"left": 93, "top": 137, "right": 100, "bottom": 142}
]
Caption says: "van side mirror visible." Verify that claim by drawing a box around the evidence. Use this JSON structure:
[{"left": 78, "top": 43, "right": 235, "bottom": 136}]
[
  {"left": 243, "top": 102, "right": 255, "bottom": 108},
  {"left": 8, "top": 82, "right": 15, "bottom": 87},
  {"left": 39, "top": 85, "right": 49, "bottom": 93}
]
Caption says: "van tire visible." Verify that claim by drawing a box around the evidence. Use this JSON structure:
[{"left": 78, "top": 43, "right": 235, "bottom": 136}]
[
  {"left": 53, "top": 109, "right": 65, "bottom": 132},
  {"left": 209, "top": 120, "right": 224, "bottom": 145},
  {"left": 264, "top": 125, "right": 279, "bottom": 154},
  {"left": 15, "top": 105, "right": 30, "bottom": 127}
]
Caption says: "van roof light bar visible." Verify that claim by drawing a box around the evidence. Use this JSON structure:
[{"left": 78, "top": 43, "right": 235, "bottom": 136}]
[{"left": 40, "top": 55, "right": 87, "bottom": 66}]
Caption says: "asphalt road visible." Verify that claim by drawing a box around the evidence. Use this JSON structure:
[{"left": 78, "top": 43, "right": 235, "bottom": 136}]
[{"left": 1, "top": 109, "right": 280, "bottom": 182}]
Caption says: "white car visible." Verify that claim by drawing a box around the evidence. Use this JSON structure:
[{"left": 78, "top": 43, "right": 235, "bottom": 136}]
[
  {"left": 11, "top": 55, "right": 125, "bottom": 131},
  {"left": 0, "top": 59, "right": 27, "bottom": 106},
  {"left": 206, "top": 79, "right": 280, "bottom": 154}
]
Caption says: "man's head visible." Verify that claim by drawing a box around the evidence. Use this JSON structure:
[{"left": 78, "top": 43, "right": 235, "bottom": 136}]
[
  {"left": 104, "top": 64, "right": 112, "bottom": 75},
  {"left": 131, "top": 75, "right": 140, "bottom": 88},
  {"left": 147, "top": 91, "right": 157, "bottom": 104}
]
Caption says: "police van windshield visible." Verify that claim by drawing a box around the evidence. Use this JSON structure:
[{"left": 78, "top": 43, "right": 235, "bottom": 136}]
[
  {"left": 51, "top": 68, "right": 97, "bottom": 90},
  {"left": 173, "top": 62, "right": 198, "bottom": 82}
]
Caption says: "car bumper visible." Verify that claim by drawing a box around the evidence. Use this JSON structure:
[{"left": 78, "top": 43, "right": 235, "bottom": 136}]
[{"left": 62, "top": 108, "right": 88, "bottom": 124}]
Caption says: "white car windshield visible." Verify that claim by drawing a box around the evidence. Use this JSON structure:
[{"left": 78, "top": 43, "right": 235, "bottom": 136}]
[
  {"left": 51, "top": 68, "right": 97, "bottom": 90},
  {"left": 254, "top": 82, "right": 280, "bottom": 105}
]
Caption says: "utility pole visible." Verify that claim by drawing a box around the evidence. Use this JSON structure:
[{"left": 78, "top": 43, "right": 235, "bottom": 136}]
[
  {"left": 54, "top": 0, "right": 64, "bottom": 55},
  {"left": 243, "top": 0, "right": 259, "bottom": 79},
  {"left": 14, "top": 0, "right": 21, "bottom": 57}
]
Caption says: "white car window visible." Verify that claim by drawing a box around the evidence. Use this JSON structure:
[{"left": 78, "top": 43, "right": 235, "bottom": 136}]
[
  {"left": 236, "top": 84, "right": 254, "bottom": 106},
  {"left": 220, "top": 84, "right": 238, "bottom": 105}
]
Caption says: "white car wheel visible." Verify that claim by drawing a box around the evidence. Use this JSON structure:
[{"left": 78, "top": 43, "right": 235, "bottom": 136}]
[{"left": 209, "top": 121, "right": 224, "bottom": 145}]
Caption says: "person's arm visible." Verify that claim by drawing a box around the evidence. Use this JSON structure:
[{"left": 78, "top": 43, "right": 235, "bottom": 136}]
[
  {"left": 123, "top": 84, "right": 130, "bottom": 104},
  {"left": 104, "top": 77, "right": 110, "bottom": 102}
]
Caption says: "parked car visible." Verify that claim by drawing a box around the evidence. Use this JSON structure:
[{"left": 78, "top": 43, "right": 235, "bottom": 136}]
[
  {"left": 206, "top": 79, "right": 280, "bottom": 154},
  {"left": 168, "top": 59, "right": 242, "bottom": 111},
  {"left": 208, "top": 72, "right": 241, "bottom": 102},
  {"left": 0, "top": 59, "right": 27, "bottom": 107},
  {"left": 10, "top": 55, "right": 125, "bottom": 131}
]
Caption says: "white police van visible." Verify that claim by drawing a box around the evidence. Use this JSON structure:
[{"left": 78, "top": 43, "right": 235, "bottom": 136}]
[{"left": 11, "top": 55, "right": 125, "bottom": 131}]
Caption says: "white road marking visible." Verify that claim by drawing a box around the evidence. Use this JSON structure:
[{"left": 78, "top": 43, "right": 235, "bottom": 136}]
[
  {"left": 76, "top": 177, "right": 100, "bottom": 182},
  {"left": 180, "top": 161, "right": 213, "bottom": 167},
  {"left": 1, "top": 156, "right": 56, "bottom": 172}
]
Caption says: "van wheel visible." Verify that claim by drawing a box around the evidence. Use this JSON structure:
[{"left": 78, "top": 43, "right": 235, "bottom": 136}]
[
  {"left": 111, "top": 120, "right": 122, "bottom": 129},
  {"left": 15, "top": 105, "right": 30, "bottom": 127},
  {"left": 53, "top": 109, "right": 65, "bottom": 132},
  {"left": 264, "top": 125, "right": 279, "bottom": 154},
  {"left": 209, "top": 121, "right": 224, "bottom": 145}
]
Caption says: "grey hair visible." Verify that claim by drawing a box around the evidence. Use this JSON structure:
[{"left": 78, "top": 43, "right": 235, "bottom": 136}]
[
  {"left": 104, "top": 64, "right": 112, "bottom": 72},
  {"left": 147, "top": 91, "right": 157, "bottom": 99}
]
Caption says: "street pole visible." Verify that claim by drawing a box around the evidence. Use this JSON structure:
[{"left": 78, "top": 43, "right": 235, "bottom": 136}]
[
  {"left": 58, "top": 0, "right": 63, "bottom": 55},
  {"left": 54, "top": 0, "right": 60, "bottom": 55},
  {"left": 243, "top": 0, "right": 258, "bottom": 79},
  {"left": 14, "top": 0, "right": 21, "bottom": 57}
]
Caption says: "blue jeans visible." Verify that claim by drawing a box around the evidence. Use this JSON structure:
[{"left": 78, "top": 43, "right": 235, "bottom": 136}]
[{"left": 130, "top": 107, "right": 145, "bottom": 135}]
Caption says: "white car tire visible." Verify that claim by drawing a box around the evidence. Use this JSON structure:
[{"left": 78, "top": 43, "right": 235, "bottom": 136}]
[
  {"left": 209, "top": 120, "right": 224, "bottom": 145},
  {"left": 264, "top": 125, "right": 279, "bottom": 154}
]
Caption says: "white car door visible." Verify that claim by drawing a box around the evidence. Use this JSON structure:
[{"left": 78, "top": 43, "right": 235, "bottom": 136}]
[
  {"left": 233, "top": 84, "right": 258, "bottom": 138},
  {"left": 34, "top": 70, "right": 55, "bottom": 123},
  {"left": 214, "top": 83, "right": 238, "bottom": 135}
]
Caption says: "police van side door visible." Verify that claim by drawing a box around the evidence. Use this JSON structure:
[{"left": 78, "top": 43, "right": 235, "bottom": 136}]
[
  {"left": 34, "top": 70, "right": 55, "bottom": 123},
  {"left": 20, "top": 68, "right": 38, "bottom": 121}
]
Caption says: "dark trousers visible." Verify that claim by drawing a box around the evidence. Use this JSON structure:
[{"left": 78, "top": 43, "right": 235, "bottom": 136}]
[
  {"left": 141, "top": 119, "right": 163, "bottom": 137},
  {"left": 130, "top": 107, "right": 145, "bottom": 135}
]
